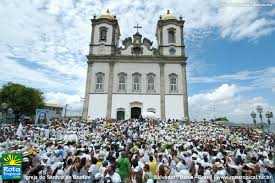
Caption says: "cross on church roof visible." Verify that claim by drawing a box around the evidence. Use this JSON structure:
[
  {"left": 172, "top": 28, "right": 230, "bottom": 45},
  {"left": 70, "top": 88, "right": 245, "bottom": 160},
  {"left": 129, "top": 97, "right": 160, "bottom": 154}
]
[{"left": 134, "top": 24, "right": 142, "bottom": 33}]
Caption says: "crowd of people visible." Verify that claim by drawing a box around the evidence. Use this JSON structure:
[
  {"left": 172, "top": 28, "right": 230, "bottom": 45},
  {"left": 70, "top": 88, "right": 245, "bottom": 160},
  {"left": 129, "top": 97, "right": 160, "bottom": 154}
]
[{"left": 0, "top": 118, "right": 274, "bottom": 183}]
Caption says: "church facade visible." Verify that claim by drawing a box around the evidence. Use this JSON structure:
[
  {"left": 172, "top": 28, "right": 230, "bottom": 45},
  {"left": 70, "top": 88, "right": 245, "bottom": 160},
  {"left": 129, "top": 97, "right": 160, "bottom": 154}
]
[{"left": 83, "top": 10, "right": 189, "bottom": 121}]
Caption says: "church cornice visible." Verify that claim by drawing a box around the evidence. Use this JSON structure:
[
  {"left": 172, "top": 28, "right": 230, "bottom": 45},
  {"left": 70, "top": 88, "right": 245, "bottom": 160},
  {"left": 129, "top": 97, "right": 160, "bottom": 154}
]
[
  {"left": 91, "top": 18, "right": 118, "bottom": 26},
  {"left": 157, "top": 19, "right": 185, "bottom": 27},
  {"left": 86, "top": 55, "right": 188, "bottom": 64}
]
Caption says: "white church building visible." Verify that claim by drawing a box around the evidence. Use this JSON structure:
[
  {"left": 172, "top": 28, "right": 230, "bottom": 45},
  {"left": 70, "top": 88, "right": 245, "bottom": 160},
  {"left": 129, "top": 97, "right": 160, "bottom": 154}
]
[{"left": 83, "top": 10, "right": 189, "bottom": 121}]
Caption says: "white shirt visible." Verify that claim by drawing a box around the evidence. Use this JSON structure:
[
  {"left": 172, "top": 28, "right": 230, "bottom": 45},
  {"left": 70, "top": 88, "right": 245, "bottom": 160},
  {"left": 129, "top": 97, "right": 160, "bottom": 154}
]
[
  {"left": 52, "top": 170, "right": 65, "bottom": 183},
  {"left": 105, "top": 172, "right": 121, "bottom": 183},
  {"left": 174, "top": 169, "right": 192, "bottom": 183},
  {"left": 259, "top": 159, "right": 268, "bottom": 173},
  {"left": 214, "top": 169, "right": 227, "bottom": 182}
]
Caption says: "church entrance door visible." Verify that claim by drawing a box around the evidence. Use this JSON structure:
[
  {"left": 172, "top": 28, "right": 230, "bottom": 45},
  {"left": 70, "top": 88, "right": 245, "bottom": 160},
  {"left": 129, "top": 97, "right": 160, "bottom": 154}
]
[
  {"left": 131, "top": 107, "right": 141, "bottom": 119},
  {"left": 117, "top": 111, "right": 125, "bottom": 120}
]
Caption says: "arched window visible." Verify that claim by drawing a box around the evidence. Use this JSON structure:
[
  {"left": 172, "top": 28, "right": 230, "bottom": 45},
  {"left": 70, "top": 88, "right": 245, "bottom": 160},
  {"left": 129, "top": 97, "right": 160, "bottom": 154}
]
[
  {"left": 147, "top": 73, "right": 155, "bottom": 92},
  {"left": 168, "top": 28, "right": 176, "bottom": 43},
  {"left": 118, "top": 73, "right": 127, "bottom": 92},
  {"left": 99, "top": 27, "right": 108, "bottom": 42},
  {"left": 132, "top": 73, "right": 141, "bottom": 92},
  {"left": 169, "top": 73, "right": 177, "bottom": 93},
  {"left": 95, "top": 72, "right": 104, "bottom": 92}
]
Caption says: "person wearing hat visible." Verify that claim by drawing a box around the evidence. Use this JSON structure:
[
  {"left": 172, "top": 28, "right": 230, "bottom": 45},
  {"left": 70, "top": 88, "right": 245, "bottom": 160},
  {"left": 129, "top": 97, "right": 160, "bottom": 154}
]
[
  {"left": 100, "top": 160, "right": 109, "bottom": 175},
  {"left": 20, "top": 157, "right": 31, "bottom": 183},
  {"left": 174, "top": 159, "right": 192, "bottom": 183},
  {"left": 189, "top": 153, "right": 198, "bottom": 178},
  {"left": 130, "top": 164, "right": 143, "bottom": 183},
  {"left": 240, "top": 162, "right": 258, "bottom": 182},
  {"left": 258, "top": 154, "right": 271, "bottom": 183},
  {"left": 212, "top": 161, "right": 226, "bottom": 183}
]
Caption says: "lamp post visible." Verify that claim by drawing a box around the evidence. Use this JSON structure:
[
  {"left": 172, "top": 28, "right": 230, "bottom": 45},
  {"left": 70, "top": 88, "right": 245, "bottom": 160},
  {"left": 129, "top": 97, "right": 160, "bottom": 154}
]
[
  {"left": 256, "top": 105, "right": 263, "bottom": 129},
  {"left": 7, "top": 107, "right": 14, "bottom": 124},
  {"left": 251, "top": 111, "right": 256, "bottom": 127},
  {"left": 265, "top": 111, "right": 272, "bottom": 127},
  {"left": 1, "top": 102, "right": 8, "bottom": 127}
]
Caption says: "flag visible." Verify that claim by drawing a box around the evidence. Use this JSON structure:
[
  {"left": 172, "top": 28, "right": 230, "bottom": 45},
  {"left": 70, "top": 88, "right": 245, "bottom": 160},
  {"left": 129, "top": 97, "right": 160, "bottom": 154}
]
[{"left": 16, "top": 123, "right": 25, "bottom": 138}]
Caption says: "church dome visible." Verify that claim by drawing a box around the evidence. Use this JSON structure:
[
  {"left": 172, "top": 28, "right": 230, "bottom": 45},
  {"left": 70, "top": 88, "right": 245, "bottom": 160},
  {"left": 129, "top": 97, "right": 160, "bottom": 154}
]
[
  {"left": 162, "top": 10, "right": 177, "bottom": 20},
  {"left": 98, "top": 9, "right": 115, "bottom": 20}
]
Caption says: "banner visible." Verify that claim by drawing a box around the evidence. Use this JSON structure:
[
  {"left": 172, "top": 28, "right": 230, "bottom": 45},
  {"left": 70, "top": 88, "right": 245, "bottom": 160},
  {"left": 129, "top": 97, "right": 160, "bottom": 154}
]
[
  {"left": 16, "top": 123, "right": 25, "bottom": 138},
  {"left": 35, "top": 109, "right": 50, "bottom": 125}
]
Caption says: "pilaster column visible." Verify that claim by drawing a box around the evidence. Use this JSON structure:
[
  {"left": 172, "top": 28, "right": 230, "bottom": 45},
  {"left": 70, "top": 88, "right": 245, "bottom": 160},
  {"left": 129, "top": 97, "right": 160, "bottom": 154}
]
[
  {"left": 106, "top": 62, "right": 115, "bottom": 120},
  {"left": 159, "top": 63, "right": 166, "bottom": 121},
  {"left": 181, "top": 63, "right": 189, "bottom": 119},
  {"left": 83, "top": 63, "right": 93, "bottom": 120}
]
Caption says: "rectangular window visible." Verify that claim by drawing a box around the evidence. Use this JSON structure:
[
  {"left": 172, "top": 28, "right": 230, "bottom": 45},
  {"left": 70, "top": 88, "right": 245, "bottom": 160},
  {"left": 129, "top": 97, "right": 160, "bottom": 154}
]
[
  {"left": 133, "top": 74, "right": 141, "bottom": 92},
  {"left": 56, "top": 109, "right": 62, "bottom": 115},
  {"left": 147, "top": 76, "right": 155, "bottom": 92},
  {"left": 168, "top": 30, "right": 175, "bottom": 43},
  {"left": 148, "top": 83, "right": 154, "bottom": 91},
  {"left": 133, "top": 83, "right": 140, "bottom": 91},
  {"left": 169, "top": 74, "right": 177, "bottom": 93},
  {"left": 96, "top": 83, "right": 103, "bottom": 90},
  {"left": 100, "top": 29, "right": 107, "bottom": 42},
  {"left": 118, "top": 74, "right": 126, "bottom": 92},
  {"left": 170, "top": 84, "right": 176, "bottom": 92},
  {"left": 119, "top": 83, "right": 125, "bottom": 91}
]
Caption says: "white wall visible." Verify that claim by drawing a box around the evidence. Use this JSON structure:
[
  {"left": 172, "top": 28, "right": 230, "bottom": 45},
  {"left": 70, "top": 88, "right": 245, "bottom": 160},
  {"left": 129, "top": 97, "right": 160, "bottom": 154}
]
[
  {"left": 90, "top": 63, "right": 109, "bottom": 93},
  {"left": 92, "top": 46, "right": 112, "bottom": 55},
  {"left": 165, "top": 95, "right": 184, "bottom": 120},
  {"left": 111, "top": 94, "right": 160, "bottom": 119},
  {"left": 88, "top": 94, "right": 108, "bottom": 119},
  {"left": 164, "top": 64, "right": 183, "bottom": 94},
  {"left": 113, "top": 63, "right": 160, "bottom": 93},
  {"left": 88, "top": 94, "right": 185, "bottom": 120}
]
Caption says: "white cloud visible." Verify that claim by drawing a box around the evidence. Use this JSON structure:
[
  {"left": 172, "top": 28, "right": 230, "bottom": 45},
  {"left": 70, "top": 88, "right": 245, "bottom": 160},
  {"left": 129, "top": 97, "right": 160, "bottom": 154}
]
[
  {"left": 189, "top": 84, "right": 274, "bottom": 123},
  {"left": 44, "top": 92, "right": 83, "bottom": 116},
  {"left": 189, "top": 67, "right": 275, "bottom": 93}
]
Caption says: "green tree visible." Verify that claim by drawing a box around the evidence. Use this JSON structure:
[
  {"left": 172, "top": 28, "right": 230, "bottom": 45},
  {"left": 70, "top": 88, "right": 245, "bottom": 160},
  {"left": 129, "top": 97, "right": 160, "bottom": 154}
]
[
  {"left": 0, "top": 82, "right": 45, "bottom": 122},
  {"left": 214, "top": 116, "right": 229, "bottom": 121}
]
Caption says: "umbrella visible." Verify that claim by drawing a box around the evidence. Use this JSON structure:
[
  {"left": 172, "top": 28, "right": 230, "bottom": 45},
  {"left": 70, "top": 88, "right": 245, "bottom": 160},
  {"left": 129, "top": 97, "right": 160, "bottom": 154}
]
[{"left": 141, "top": 112, "right": 157, "bottom": 119}]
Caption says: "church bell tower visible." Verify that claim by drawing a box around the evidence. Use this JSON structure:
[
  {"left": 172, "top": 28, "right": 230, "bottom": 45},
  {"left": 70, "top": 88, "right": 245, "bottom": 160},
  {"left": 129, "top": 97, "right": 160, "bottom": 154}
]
[
  {"left": 89, "top": 10, "right": 120, "bottom": 55},
  {"left": 156, "top": 10, "right": 185, "bottom": 57}
]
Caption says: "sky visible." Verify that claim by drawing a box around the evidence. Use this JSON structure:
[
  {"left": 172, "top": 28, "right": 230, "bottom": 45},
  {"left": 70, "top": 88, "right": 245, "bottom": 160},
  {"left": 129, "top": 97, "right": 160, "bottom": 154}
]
[{"left": 0, "top": 0, "right": 275, "bottom": 123}]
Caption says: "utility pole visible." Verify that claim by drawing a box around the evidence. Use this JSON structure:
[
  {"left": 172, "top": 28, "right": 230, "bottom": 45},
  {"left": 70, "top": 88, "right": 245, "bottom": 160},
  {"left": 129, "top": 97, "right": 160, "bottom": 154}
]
[
  {"left": 64, "top": 104, "right": 69, "bottom": 118},
  {"left": 213, "top": 107, "right": 216, "bottom": 120},
  {"left": 80, "top": 98, "right": 84, "bottom": 121}
]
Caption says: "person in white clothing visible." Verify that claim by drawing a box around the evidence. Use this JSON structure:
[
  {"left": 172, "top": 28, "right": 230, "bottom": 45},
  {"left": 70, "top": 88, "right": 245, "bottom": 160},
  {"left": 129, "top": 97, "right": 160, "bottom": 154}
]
[{"left": 104, "top": 165, "right": 121, "bottom": 183}]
